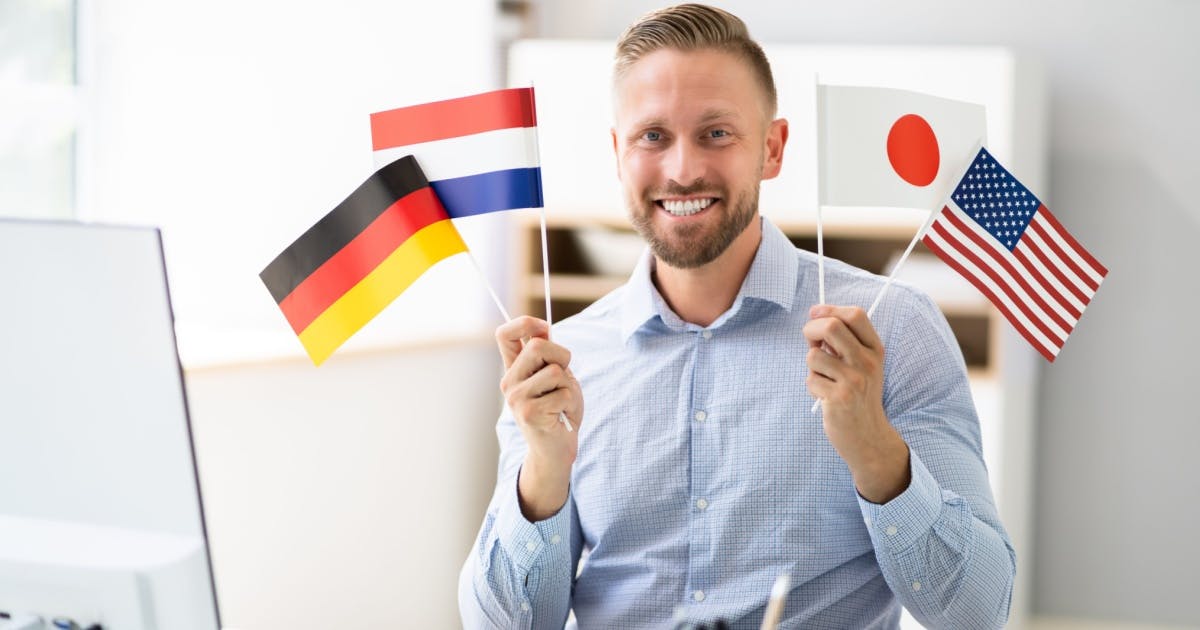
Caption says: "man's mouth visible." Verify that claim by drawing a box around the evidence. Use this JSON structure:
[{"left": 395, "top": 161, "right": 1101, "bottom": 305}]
[{"left": 656, "top": 197, "right": 718, "bottom": 217}]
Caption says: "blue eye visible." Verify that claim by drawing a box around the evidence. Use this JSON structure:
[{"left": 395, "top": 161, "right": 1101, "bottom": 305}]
[
  {"left": 709, "top": 129, "right": 728, "bottom": 138},
  {"left": 644, "top": 131, "right": 662, "bottom": 141}
]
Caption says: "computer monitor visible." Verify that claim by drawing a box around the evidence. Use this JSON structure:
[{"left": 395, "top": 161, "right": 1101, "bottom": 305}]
[{"left": 0, "top": 219, "right": 221, "bottom": 630}]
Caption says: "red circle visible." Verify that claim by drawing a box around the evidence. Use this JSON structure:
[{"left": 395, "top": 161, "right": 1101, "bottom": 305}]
[{"left": 887, "top": 114, "right": 940, "bottom": 187}]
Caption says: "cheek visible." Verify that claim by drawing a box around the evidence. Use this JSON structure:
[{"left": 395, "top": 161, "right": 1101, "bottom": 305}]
[{"left": 619, "top": 152, "right": 657, "bottom": 188}]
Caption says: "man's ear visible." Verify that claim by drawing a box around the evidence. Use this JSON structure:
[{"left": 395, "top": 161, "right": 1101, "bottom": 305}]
[
  {"left": 610, "top": 127, "right": 622, "bottom": 180},
  {"left": 761, "top": 118, "right": 789, "bottom": 180}
]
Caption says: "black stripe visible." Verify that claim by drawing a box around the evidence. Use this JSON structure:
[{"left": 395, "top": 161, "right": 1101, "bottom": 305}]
[{"left": 259, "top": 155, "right": 429, "bottom": 304}]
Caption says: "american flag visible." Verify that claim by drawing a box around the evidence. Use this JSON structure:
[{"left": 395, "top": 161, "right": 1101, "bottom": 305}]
[{"left": 921, "top": 148, "right": 1107, "bottom": 361}]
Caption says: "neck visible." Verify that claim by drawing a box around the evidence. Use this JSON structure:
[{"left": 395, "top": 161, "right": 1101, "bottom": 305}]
[{"left": 653, "top": 218, "right": 763, "bottom": 327}]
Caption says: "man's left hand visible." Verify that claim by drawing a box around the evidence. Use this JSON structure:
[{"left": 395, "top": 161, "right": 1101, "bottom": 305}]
[{"left": 803, "top": 304, "right": 910, "bottom": 504}]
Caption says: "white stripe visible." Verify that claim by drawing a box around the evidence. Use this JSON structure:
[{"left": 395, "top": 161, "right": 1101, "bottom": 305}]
[
  {"left": 372, "top": 126, "right": 539, "bottom": 182},
  {"left": 1021, "top": 222, "right": 1097, "bottom": 301},
  {"left": 936, "top": 208, "right": 1070, "bottom": 340},
  {"left": 948, "top": 202, "right": 1078, "bottom": 327},
  {"left": 1013, "top": 240, "right": 1089, "bottom": 314},
  {"left": 925, "top": 225, "right": 1062, "bottom": 357},
  {"left": 1031, "top": 212, "right": 1106, "bottom": 286}
]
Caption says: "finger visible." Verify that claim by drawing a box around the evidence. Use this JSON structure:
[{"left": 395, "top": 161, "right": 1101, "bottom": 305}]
[
  {"left": 807, "top": 345, "right": 845, "bottom": 384},
  {"left": 509, "top": 374, "right": 578, "bottom": 427},
  {"left": 501, "top": 337, "right": 573, "bottom": 392},
  {"left": 802, "top": 315, "right": 861, "bottom": 361},
  {"left": 524, "top": 361, "right": 570, "bottom": 399},
  {"left": 527, "top": 388, "right": 578, "bottom": 428},
  {"left": 495, "top": 316, "right": 551, "bottom": 369},
  {"left": 809, "top": 305, "right": 881, "bottom": 351}
]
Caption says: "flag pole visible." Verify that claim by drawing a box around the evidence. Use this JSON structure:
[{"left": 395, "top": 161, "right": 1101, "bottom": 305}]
[
  {"left": 529, "top": 82, "right": 572, "bottom": 432},
  {"left": 813, "top": 73, "right": 826, "bottom": 306},
  {"left": 810, "top": 140, "right": 983, "bottom": 415}
]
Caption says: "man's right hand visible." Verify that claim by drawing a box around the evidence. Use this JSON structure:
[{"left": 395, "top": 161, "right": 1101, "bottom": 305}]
[{"left": 496, "top": 316, "right": 583, "bottom": 522}]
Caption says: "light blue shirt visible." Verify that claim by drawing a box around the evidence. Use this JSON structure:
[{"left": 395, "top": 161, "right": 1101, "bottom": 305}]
[{"left": 459, "top": 217, "right": 1015, "bottom": 629}]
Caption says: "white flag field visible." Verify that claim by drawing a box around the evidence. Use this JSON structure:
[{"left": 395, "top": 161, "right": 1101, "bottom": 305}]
[{"left": 818, "top": 85, "right": 987, "bottom": 210}]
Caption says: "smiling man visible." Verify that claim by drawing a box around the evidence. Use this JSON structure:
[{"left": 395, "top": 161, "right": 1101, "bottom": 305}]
[{"left": 459, "top": 5, "right": 1015, "bottom": 629}]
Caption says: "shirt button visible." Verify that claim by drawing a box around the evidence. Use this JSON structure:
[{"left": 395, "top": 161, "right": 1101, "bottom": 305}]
[
  {"left": 693, "top": 590, "right": 705, "bottom": 602},
  {"left": 520, "top": 601, "right": 531, "bottom": 611},
  {"left": 550, "top": 534, "right": 561, "bottom": 545},
  {"left": 885, "top": 526, "right": 898, "bottom": 536},
  {"left": 912, "top": 581, "right": 922, "bottom": 592},
  {"left": 702, "top": 330, "right": 713, "bottom": 339},
  {"left": 694, "top": 410, "right": 707, "bottom": 422},
  {"left": 525, "top": 541, "right": 537, "bottom": 552},
  {"left": 696, "top": 498, "right": 708, "bottom": 510}
]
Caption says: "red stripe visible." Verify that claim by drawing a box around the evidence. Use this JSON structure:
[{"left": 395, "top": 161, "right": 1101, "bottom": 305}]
[
  {"left": 278, "top": 187, "right": 450, "bottom": 334},
  {"left": 923, "top": 231, "right": 1058, "bottom": 362},
  {"left": 941, "top": 210, "right": 1074, "bottom": 335},
  {"left": 1020, "top": 227, "right": 1092, "bottom": 306},
  {"left": 1027, "top": 212, "right": 1100, "bottom": 292},
  {"left": 370, "top": 87, "right": 536, "bottom": 150},
  {"left": 1012, "top": 245, "right": 1083, "bottom": 319},
  {"left": 930, "top": 219, "right": 1065, "bottom": 348},
  {"left": 1033, "top": 204, "right": 1108, "bottom": 276}
]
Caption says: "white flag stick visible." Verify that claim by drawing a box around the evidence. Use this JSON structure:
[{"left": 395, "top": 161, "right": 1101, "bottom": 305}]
[
  {"left": 527, "top": 82, "right": 571, "bottom": 432},
  {"left": 813, "top": 73, "right": 826, "bottom": 306},
  {"left": 816, "top": 204, "right": 826, "bottom": 305},
  {"left": 810, "top": 140, "right": 983, "bottom": 415}
]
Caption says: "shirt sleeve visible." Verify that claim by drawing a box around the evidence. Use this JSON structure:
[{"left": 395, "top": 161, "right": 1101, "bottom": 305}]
[
  {"left": 458, "top": 408, "right": 583, "bottom": 630},
  {"left": 859, "top": 288, "right": 1017, "bottom": 630}
]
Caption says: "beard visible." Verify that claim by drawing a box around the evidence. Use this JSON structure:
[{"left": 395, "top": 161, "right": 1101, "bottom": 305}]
[{"left": 627, "top": 178, "right": 760, "bottom": 269}]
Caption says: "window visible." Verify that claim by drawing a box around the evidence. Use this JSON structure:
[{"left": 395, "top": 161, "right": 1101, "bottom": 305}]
[{"left": 0, "top": 0, "right": 78, "bottom": 220}]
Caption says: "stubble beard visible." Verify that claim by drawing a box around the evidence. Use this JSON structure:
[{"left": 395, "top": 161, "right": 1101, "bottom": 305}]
[{"left": 627, "top": 180, "right": 760, "bottom": 269}]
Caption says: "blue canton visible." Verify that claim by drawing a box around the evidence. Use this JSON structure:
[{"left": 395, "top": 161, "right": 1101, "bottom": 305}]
[{"left": 952, "top": 148, "right": 1041, "bottom": 251}]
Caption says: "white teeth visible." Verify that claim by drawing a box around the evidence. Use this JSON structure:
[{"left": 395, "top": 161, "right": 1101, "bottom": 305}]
[{"left": 662, "top": 198, "right": 714, "bottom": 216}]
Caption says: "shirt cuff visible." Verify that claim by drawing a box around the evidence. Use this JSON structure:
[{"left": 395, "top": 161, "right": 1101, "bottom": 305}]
[
  {"left": 857, "top": 450, "right": 942, "bottom": 552},
  {"left": 493, "top": 471, "right": 573, "bottom": 574}
]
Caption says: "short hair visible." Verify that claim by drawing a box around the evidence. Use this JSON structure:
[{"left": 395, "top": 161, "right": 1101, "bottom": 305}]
[{"left": 614, "top": 3, "right": 777, "bottom": 117}]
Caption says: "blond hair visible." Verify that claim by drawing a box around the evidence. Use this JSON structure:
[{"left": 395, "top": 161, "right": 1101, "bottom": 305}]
[{"left": 614, "top": 4, "right": 777, "bottom": 116}]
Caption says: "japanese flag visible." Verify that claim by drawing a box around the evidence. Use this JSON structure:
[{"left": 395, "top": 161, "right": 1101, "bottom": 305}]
[{"left": 818, "top": 85, "right": 987, "bottom": 210}]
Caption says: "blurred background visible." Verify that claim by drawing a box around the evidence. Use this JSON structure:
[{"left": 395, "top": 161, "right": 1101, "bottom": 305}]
[{"left": 2, "top": 0, "right": 1197, "bottom": 628}]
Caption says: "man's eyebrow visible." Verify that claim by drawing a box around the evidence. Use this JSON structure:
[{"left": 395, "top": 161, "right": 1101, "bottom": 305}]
[
  {"left": 629, "top": 109, "right": 742, "bottom": 130},
  {"left": 698, "top": 108, "right": 740, "bottom": 124},
  {"left": 629, "top": 116, "right": 667, "bottom": 130}
]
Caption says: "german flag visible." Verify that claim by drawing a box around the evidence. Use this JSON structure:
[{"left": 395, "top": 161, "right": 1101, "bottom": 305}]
[{"left": 260, "top": 155, "right": 467, "bottom": 365}]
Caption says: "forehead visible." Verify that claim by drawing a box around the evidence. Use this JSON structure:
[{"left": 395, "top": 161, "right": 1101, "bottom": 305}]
[{"left": 613, "top": 47, "right": 766, "bottom": 127}]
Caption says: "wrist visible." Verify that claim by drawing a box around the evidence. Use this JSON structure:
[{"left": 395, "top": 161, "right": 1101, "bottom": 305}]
[
  {"left": 849, "top": 427, "right": 911, "bottom": 504},
  {"left": 517, "top": 453, "right": 571, "bottom": 522}
]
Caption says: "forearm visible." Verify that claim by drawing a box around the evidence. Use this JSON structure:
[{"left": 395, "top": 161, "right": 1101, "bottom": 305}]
[{"left": 861, "top": 452, "right": 1015, "bottom": 629}]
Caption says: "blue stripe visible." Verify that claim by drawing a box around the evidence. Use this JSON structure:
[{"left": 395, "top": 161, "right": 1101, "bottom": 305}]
[{"left": 430, "top": 167, "right": 544, "bottom": 219}]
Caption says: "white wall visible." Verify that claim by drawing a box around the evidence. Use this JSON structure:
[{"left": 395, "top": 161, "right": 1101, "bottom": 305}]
[
  {"left": 84, "top": 0, "right": 510, "bottom": 366},
  {"left": 185, "top": 340, "right": 501, "bottom": 629},
  {"left": 531, "top": 0, "right": 1200, "bottom": 626}
]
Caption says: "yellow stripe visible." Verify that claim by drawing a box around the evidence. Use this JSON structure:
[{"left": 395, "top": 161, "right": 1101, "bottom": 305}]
[{"left": 298, "top": 219, "right": 468, "bottom": 365}]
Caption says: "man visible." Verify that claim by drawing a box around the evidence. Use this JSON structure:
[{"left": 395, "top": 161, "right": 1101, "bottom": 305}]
[{"left": 460, "top": 4, "right": 1015, "bottom": 628}]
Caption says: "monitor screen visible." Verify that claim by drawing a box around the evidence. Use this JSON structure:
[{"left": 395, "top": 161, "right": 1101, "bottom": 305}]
[{"left": 0, "top": 219, "right": 221, "bottom": 630}]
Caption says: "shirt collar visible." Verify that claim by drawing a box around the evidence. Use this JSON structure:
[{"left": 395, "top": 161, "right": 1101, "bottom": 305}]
[{"left": 618, "top": 217, "right": 799, "bottom": 342}]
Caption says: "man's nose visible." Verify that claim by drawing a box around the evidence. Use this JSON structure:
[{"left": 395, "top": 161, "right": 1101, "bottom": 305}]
[{"left": 662, "top": 139, "right": 706, "bottom": 185}]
